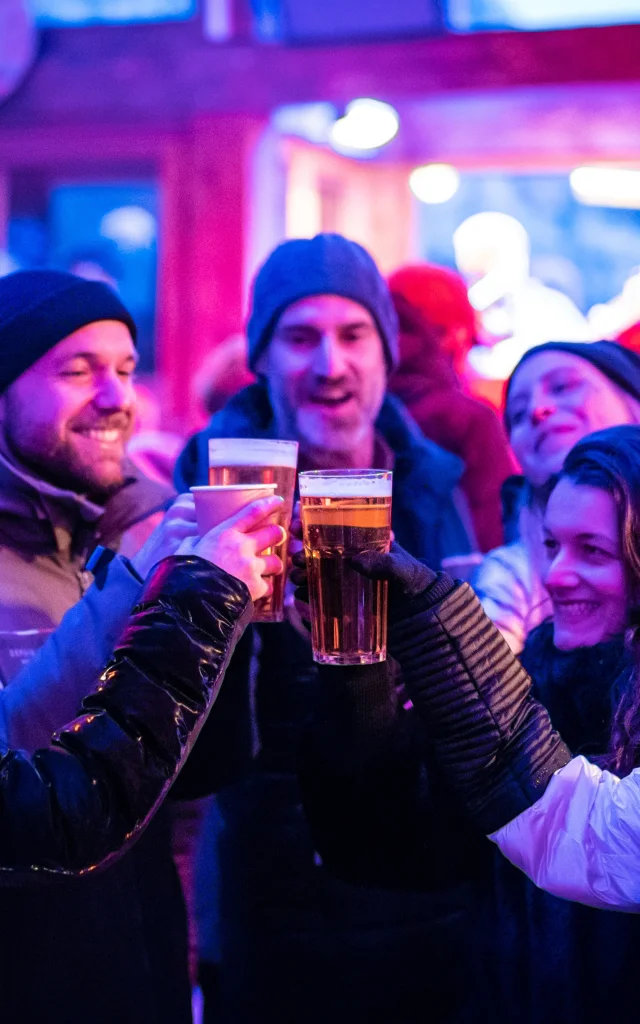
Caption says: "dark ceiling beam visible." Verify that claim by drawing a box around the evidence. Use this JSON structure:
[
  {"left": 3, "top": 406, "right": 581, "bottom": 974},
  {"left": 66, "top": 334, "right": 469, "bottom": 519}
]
[{"left": 1, "top": 17, "right": 640, "bottom": 126}]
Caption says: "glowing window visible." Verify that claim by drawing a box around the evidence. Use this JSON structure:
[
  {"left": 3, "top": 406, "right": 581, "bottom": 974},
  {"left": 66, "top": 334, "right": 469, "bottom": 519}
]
[
  {"left": 447, "top": 0, "right": 640, "bottom": 31},
  {"left": 31, "top": 0, "right": 195, "bottom": 27}
]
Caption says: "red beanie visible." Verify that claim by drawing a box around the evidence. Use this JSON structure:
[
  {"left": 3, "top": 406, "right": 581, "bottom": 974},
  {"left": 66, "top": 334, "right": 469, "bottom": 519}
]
[
  {"left": 617, "top": 321, "right": 640, "bottom": 354},
  {"left": 388, "top": 263, "right": 476, "bottom": 344}
]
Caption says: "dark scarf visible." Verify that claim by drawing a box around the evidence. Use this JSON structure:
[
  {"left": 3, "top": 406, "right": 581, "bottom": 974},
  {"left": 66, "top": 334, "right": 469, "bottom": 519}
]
[{"left": 520, "top": 620, "right": 629, "bottom": 756}]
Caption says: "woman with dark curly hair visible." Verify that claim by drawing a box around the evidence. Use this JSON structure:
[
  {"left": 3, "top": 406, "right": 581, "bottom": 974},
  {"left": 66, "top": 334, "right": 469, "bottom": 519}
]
[
  {"left": 479, "top": 424, "right": 640, "bottom": 1020},
  {"left": 298, "top": 426, "right": 640, "bottom": 1022}
]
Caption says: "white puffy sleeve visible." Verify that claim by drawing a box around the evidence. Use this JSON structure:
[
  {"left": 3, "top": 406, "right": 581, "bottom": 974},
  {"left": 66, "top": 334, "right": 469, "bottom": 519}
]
[{"left": 491, "top": 755, "right": 640, "bottom": 911}]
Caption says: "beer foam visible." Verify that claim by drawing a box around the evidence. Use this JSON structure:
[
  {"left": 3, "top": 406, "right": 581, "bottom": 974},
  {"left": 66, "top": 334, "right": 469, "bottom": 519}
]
[
  {"left": 299, "top": 474, "right": 392, "bottom": 498},
  {"left": 208, "top": 438, "right": 298, "bottom": 469}
]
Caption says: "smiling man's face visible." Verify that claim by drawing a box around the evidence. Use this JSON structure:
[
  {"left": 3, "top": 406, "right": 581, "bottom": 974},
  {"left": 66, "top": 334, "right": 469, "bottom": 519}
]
[
  {"left": 257, "top": 295, "right": 387, "bottom": 467},
  {"left": 0, "top": 320, "right": 137, "bottom": 501}
]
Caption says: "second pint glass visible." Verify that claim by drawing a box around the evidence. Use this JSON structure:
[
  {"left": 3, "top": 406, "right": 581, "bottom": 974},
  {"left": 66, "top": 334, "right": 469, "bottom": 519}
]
[
  {"left": 208, "top": 438, "right": 298, "bottom": 622},
  {"left": 299, "top": 469, "right": 392, "bottom": 665}
]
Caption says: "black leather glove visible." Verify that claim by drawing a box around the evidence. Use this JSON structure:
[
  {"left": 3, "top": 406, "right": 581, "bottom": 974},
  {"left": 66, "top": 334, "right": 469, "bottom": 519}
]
[
  {"left": 348, "top": 544, "right": 455, "bottom": 624},
  {"left": 291, "top": 543, "right": 455, "bottom": 626},
  {"left": 290, "top": 548, "right": 310, "bottom": 605}
]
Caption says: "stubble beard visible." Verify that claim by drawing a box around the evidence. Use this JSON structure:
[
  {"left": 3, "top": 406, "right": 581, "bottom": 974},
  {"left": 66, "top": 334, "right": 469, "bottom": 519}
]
[
  {"left": 296, "top": 414, "right": 374, "bottom": 469},
  {"left": 267, "top": 386, "right": 376, "bottom": 469},
  {"left": 4, "top": 421, "right": 126, "bottom": 504}
]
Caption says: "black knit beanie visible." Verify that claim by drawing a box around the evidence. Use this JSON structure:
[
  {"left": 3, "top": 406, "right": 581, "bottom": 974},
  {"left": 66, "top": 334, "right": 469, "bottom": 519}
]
[
  {"left": 504, "top": 340, "right": 640, "bottom": 431},
  {"left": 246, "top": 234, "right": 399, "bottom": 372},
  {"left": 0, "top": 270, "right": 137, "bottom": 394}
]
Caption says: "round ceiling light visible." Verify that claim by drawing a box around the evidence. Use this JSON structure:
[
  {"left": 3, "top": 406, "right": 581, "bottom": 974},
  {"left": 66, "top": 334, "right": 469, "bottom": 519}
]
[
  {"left": 409, "top": 163, "right": 460, "bottom": 204},
  {"left": 100, "top": 206, "right": 157, "bottom": 251},
  {"left": 329, "top": 99, "right": 399, "bottom": 155}
]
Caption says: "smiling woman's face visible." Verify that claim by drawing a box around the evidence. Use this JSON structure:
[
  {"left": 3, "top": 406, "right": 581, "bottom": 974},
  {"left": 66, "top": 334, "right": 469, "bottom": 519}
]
[
  {"left": 543, "top": 477, "right": 628, "bottom": 650},
  {"left": 507, "top": 352, "right": 637, "bottom": 486}
]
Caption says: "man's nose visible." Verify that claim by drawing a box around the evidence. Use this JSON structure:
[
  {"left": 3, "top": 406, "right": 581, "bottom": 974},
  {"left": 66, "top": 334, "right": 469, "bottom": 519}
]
[
  {"left": 313, "top": 334, "right": 346, "bottom": 378},
  {"left": 93, "top": 373, "right": 131, "bottom": 410}
]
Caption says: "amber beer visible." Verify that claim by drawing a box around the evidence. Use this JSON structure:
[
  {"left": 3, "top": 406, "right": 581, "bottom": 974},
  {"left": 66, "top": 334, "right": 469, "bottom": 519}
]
[
  {"left": 208, "top": 438, "right": 298, "bottom": 622},
  {"left": 299, "top": 470, "right": 392, "bottom": 665}
]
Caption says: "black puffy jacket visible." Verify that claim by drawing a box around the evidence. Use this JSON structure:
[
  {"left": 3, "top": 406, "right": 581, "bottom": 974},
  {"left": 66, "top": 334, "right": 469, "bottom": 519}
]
[
  {"left": 0, "top": 555, "right": 251, "bottom": 877},
  {"left": 299, "top": 576, "right": 570, "bottom": 883},
  {"left": 388, "top": 577, "right": 571, "bottom": 832}
]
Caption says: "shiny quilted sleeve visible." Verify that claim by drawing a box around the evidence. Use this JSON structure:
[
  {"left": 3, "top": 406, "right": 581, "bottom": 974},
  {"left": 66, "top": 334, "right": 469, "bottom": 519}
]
[{"left": 0, "top": 555, "right": 252, "bottom": 878}]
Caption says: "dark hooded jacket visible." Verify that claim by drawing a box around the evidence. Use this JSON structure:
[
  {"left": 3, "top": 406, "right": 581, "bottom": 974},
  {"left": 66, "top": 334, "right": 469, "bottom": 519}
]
[{"left": 175, "top": 385, "right": 484, "bottom": 1023}]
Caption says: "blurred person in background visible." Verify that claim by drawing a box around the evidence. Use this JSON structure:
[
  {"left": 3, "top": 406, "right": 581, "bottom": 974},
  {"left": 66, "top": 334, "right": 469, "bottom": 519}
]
[
  {"left": 0, "top": 268, "right": 237, "bottom": 1024},
  {"left": 389, "top": 263, "right": 513, "bottom": 552},
  {"left": 127, "top": 379, "right": 184, "bottom": 489},
  {"left": 389, "top": 262, "right": 477, "bottom": 377},
  {"left": 476, "top": 340, "right": 640, "bottom": 653},
  {"left": 617, "top": 319, "right": 640, "bottom": 354},
  {"left": 193, "top": 333, "right": 255, "bottom": 424},
  {"left": 176, "top": 233, "right": 479, "bottom": 1024},
  {"left": 454, "top": 212, "right": 592, "bottom": 383},
  {"left": 589, "top": 267, "right": 640, "bottom": 342}
]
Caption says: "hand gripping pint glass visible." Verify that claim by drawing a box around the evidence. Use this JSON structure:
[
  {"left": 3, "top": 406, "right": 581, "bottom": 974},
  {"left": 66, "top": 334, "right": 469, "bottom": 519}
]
[
  {"left": 208, "top": 438, "right": 299, "bottom": 622},
  {"left": 299, "top": 469, "right": 392, "bottom": 665}
]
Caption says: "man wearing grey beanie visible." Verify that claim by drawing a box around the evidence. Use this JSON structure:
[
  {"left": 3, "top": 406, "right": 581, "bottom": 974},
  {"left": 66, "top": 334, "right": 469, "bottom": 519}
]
[{"left": 176, "top": 234, "right": 479, "bottom": 1023}]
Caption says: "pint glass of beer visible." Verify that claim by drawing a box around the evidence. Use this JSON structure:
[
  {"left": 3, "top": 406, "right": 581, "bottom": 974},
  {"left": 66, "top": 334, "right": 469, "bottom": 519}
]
[
  {"left": 208, "top": 438, "right": 298, "bottom": 622},
  {"left": 299, "top": 469, "right": 392, "bottom": 665}
]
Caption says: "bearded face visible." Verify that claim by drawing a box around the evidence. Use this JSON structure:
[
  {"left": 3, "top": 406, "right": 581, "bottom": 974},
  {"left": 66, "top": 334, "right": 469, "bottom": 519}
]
[{"left": 1, "top": 320, "right": 137, "bottom": 500}]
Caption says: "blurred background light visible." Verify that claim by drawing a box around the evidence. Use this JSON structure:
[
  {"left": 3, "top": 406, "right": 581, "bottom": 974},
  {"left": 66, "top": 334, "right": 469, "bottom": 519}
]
[
  {"left": 409, "top": 163, "right": 460, "bottom": 204},
  {"left": 0, "top": 0, "right": 35, "bottom": 103},
  {"left": 204, "top": 0, "right": 233, "bottom": 40},
  {"left": 329, "top": 99, "right": 399, "bottom": 156},
  {"left": 272, "top": 103, "right": 337, "bottom": 145},
  {"left": 447, "top": 0, "right": 640, "bottom": 32},
  {"left": 100, "top": 205, "right": 157, "bottom": 250},
  {"left": 570, "top": 166, "right": 640, "bottom": 209},
  {"left": 31, "top": 0, "right": 195, "bottom": 26}
]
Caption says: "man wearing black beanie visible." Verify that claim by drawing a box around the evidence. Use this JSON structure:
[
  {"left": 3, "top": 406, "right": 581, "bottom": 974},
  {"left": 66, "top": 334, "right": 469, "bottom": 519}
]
[
  {"left": 0, "top": 270, "right": 202, "bottom": 1024},
  {"left": 0, "top": 269, "right": 138, "bottom": 497}
]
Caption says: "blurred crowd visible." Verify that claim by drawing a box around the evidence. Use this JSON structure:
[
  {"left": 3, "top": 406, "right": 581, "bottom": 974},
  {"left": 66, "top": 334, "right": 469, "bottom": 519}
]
[{"left": 2, "top": 228, "right": 640, "bottom": 1024}]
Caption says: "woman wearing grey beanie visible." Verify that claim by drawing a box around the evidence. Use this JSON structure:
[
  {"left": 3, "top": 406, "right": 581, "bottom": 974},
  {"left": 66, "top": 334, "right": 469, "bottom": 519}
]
[{"left": 475, "top": 340, "right": 640, "bottom": 653}]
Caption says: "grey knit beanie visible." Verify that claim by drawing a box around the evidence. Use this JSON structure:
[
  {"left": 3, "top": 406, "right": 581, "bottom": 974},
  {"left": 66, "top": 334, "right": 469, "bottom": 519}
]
[
  {"left": 505, "top": 340, "right": 640, "bottom": 432},
  {"left": 246, "top": 234, "right": 399, "bottom": 372}
]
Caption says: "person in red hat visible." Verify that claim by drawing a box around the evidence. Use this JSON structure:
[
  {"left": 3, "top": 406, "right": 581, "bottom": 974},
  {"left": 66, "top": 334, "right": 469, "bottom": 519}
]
[
  {"left": 388, "top": 263, "right": 514, "bottom": 552},
  {"left": 617, "top": 321, "right": 640, "bottom": 354},
  {"left": 389, "top": 262, "right": 477, "bottom": 375}
]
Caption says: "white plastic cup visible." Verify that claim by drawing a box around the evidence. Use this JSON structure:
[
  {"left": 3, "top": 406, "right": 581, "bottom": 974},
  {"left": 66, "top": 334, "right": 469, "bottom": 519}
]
[{"left": 190, "top": 483, "right": 278, "bottom": 535}]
